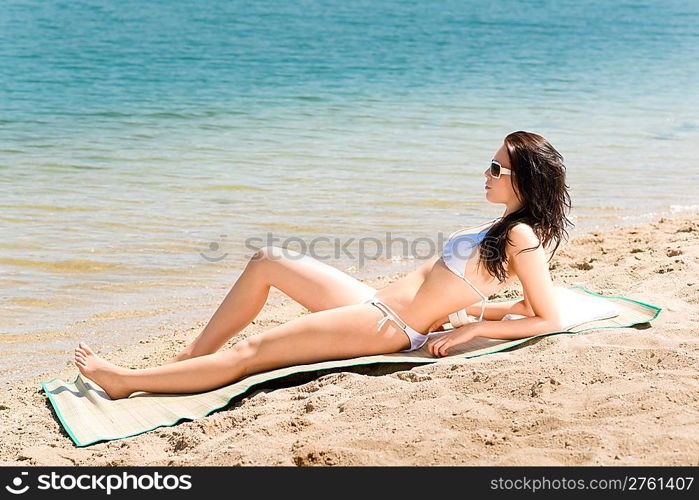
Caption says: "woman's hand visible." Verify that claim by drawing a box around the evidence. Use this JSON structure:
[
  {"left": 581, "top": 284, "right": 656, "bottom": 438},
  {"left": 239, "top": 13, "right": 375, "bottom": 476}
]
[{"left": 427, "top": 324, "right": 478, "bottom": 357}]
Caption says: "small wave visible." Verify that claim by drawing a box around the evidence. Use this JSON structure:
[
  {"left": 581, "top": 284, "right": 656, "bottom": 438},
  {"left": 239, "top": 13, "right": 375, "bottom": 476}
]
[
  {"left": 4, "top": 204, "right": 93, "bottom": 212},
  {"left": 198, "top": 184, "right": 267, "bottom": 191},
  {"left": 8, "top": 296, "right": 79, "bottom": 308},
  {"left": 0, "top": 216, "right": 34, "bottom": 223},
  {"left": 37, "top": 163, "right": 108, "bottom": 171},
  {"left": 374, "top": 199, "right": 462, "bottom": 208},
  {"left": 259, "top": 223, "right": 329, "bottom": 233},
  {"left": 144, "top": 112, "right": 195, "bottom": 119},
  {"left": 670, "top": 204, "right": 699, "bottom": 213},
  {"left": 0, "top": 258, "right": 121, "bottom": 273}
]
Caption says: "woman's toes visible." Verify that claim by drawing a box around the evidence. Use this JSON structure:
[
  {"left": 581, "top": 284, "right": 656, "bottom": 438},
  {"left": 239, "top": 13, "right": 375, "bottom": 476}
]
[{"left": 80, "top": 343, "right": 96, "bottom": 356}]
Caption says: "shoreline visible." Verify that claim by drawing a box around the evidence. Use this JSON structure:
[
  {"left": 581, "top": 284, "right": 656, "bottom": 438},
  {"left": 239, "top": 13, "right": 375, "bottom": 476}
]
[
  {"left": 4, "top": 202, "right": 699, "bottom": 384},
  {"left": 0, "top": 212, "right": 697, "bottom": 465}
]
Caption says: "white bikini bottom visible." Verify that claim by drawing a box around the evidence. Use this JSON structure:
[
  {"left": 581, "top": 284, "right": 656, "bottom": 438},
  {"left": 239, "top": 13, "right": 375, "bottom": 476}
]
[{"left": 360, "top": 292, "right": 430, "bottom": 352}]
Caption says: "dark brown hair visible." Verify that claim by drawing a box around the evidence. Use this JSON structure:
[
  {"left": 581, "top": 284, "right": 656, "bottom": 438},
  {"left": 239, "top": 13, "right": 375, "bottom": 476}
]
[{"left": 478, "top": 130, "right": 574, "bottom": 282}]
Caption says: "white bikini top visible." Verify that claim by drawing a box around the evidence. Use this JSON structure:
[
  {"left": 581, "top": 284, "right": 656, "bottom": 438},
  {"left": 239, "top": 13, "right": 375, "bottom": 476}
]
[
  {"left": 440, "top": 220, "right": 497, "bottom": 321},
  {"left": 441, "top": 228, "right": 490, "bottom": 280}
]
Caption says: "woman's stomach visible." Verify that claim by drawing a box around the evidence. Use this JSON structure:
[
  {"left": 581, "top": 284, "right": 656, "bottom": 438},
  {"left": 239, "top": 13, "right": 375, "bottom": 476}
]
[{"left": 374, "top": 257, "right": 495, "bottom": 333}]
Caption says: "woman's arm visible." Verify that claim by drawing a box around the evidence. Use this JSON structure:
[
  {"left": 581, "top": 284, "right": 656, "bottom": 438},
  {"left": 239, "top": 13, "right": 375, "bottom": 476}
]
[
  {"left": 434, "top": 300, "right": 530, "bottom": 331},
  {"left": 465, "top": 298, "right": 533, "bottom": 321},
  {"left": 472, "top": 224, "right": 562, "bottom": 338}
]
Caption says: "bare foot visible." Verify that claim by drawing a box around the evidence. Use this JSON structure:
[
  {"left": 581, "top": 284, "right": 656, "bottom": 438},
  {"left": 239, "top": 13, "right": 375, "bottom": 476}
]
[{"left": 73, "top": 343, "right": 134, "bottom": 400}]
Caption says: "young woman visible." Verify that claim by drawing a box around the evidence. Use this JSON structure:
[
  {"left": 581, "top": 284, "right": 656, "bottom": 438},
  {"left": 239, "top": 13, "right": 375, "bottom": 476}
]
[{"left": 74, "top": 130, "right": 573, "bottom": 399}]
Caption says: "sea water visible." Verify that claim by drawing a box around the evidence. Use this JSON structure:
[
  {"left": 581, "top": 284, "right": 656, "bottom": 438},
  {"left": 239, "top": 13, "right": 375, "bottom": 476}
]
[{"left": 1, "top": 0, "right": 697, "bottom": 377}]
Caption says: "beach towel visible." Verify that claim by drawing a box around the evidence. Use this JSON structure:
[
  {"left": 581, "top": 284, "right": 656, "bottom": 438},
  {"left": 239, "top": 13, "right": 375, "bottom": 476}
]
[{"left": 41, "top": 285, "right": 661, "bottom": 447}]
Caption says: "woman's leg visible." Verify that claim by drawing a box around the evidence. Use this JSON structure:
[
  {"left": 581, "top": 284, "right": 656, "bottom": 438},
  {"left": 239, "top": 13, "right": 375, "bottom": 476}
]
[
  {"left": 169, "top": 245, "right": 377, "bottom": 363},
  {"left": 75, "top": 303, "right": 409, "bottom": 399}
]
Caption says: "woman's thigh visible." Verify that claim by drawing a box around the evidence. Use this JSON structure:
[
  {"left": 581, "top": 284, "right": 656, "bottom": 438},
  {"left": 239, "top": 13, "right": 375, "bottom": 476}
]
[
  {"left": 236, "top": 303, "right": 411, "bottom": 376},
  {"left": 255, "top": 246, "right": 377, "bottom": 313}
]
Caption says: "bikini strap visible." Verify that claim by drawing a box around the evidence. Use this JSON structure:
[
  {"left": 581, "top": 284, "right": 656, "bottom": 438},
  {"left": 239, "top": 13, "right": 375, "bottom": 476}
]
[{"left": 369, "top": 300, "right": 409, "bottom": 331}]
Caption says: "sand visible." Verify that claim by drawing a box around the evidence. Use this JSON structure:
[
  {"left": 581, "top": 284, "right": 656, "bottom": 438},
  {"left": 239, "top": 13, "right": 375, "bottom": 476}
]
[{"left": 0, "top": 214, "right": 697, "bottom": 466}]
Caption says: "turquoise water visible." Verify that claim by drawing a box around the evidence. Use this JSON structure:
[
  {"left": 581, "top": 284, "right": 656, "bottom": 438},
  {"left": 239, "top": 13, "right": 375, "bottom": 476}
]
[{"left": 1, "top": 0, "right": 698, "bottom": 356}]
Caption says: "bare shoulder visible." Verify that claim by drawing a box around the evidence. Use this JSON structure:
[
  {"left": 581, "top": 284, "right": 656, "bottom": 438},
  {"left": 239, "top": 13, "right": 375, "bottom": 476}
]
[
  {"left": 507, "top": 223, "right": 558, "bottom": 261},
  {"left": 506, "top": 223, "right": 541, "bottom": 251}
]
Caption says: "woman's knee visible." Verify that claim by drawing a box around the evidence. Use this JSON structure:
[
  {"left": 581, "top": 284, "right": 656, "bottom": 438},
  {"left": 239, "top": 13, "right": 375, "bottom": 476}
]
[
  {"left": 245, "top": 246, "right": 281, "bottom": 279},
  {"left": 249, "top": 245, "right": 290, "bottom": 266},
  {"left": 227, "top": 336, "right": 261, "bottom": 375},
  {"left": 248, "top": 245, "right": 301, "bottom": 284},
  {"left": 231, "top": 336, "right": 259, "bottom": 360}
]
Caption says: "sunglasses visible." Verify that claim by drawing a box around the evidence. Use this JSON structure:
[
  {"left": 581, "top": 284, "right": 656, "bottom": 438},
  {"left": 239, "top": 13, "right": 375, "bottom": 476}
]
[{"left": 490, "top": 159, "right": 512, "bottom": 179}]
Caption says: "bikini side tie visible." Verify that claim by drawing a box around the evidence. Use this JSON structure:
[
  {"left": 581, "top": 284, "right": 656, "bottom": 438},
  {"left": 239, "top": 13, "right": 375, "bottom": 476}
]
[{"left": 371, "top": 300, "right": 408, "bottom": 332}]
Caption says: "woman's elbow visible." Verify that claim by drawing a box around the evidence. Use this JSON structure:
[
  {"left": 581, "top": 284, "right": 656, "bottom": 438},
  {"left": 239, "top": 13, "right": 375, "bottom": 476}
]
[
  {"left": 543, "top": 315, "right": 564, "bottom": 332},
  {"left": 529, "top": 314, "right": 563, "bottom": 333}
]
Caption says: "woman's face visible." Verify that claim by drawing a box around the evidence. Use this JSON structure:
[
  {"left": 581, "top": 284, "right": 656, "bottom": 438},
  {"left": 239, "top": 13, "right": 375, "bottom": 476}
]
[{"left": 484, "top": 143, "right": 522, "bottom": 213}]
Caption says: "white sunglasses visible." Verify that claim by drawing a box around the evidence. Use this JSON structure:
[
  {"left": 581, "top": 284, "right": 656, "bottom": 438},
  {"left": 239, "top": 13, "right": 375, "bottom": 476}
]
[{"left": 490, "top": 159, "right": 512, "bottom": 179}]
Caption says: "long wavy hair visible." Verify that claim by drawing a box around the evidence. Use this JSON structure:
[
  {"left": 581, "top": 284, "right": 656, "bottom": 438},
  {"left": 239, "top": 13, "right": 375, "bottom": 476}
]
[{"left": 477, "top": 131, "right": 574, "bottom": 282}]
